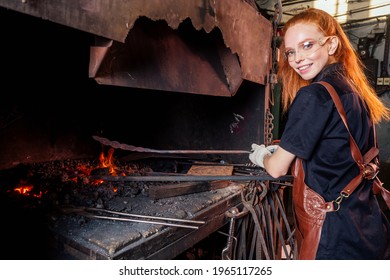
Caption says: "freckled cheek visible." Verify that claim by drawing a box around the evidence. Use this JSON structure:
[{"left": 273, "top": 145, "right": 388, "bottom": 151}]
[
  {"left": 288, "top": 61, "right": 297, "bottom": 69},
  {"left": 309, "top": 49, "right": 328, "bottom": 62}
]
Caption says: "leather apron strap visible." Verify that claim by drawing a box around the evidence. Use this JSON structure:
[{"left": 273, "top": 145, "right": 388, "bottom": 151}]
[
  {"left": 292, "top": 81, "right": 381, "bottom": 259},
  {"left": 317, "top": 81, "right": 390, "bottom": 210}
]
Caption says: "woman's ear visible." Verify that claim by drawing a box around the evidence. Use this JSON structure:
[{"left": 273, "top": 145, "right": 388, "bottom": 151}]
[{"left": 328, "top": 36, "right": 339, "bottom": 55}]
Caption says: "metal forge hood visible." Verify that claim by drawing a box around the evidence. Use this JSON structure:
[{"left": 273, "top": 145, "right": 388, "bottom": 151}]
[{"left": 0, "top": 0, "right": 272, "bottom": 97}]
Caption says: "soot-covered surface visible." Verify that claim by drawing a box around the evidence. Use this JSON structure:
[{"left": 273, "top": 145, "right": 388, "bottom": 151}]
[{"left": 0, "top": 156, "right": 246, "bottom": 259}]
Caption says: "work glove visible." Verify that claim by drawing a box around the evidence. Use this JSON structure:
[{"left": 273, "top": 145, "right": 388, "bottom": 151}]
[{"left": 249, "top": 144, "right": 271, "bottom": 168}]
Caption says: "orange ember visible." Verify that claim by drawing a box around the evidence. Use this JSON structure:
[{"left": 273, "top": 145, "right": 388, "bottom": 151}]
[
  {"left": 14, "top": 185, "right": 33, "bottom": 195},
  {"left": 14, "top": 185, "right": 43, "bottom": 198}
]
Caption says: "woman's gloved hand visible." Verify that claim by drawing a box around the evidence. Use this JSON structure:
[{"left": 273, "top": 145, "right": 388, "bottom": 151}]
[{"left": 249, "top": 144, "right": 271, "bottom": 168}]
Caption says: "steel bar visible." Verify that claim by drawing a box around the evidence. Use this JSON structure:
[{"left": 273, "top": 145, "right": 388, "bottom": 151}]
[
  {"left": 63, "top": 206, "right": 205, "bottom": 229},
  {"left": 92, "top": 135, "right": 251, "bottom": 154},
  {"left": 85, "top": 207, "right": 205, "bottom": 224},
  {"left": 91, "top": 174, "right": 294, "bottom": 182},
  {"left": 83, "top": 214, "right": 200, "bottom": 229}
]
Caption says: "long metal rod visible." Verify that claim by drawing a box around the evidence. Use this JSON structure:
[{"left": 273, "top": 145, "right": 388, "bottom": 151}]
[
  {"left": 91, "top": 174, "right": 294, "bottom": 182},
  {"left": 84, "top": 214, "right": 200, "bottom": 229},
  {"left": 92, "top": 135, "right": 250, "bottom": 154},
  {"left": 64, "top": 206, "right": 205, "bottom": 229},
  {"left": 85, "top": 207, "right": 205, "bottom": 224}
]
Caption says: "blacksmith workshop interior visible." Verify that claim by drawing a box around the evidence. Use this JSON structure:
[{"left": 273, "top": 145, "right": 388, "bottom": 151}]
[{"left": 0, "top": 0, "right": 389, "bottom": 260}]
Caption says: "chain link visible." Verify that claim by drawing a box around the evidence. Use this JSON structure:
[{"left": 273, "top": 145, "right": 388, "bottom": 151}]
[{"left": 264, "top": 109, "right": 274, "bottom": 146}]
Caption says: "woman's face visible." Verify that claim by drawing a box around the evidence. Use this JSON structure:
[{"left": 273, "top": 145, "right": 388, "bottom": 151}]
[{"left": 284, "top": 23, "right": 332, "bottom": 81}]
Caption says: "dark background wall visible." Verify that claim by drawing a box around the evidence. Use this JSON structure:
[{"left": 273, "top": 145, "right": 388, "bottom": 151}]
[{"left": 0, "top": 8, "right": 267, "bottom": 170}]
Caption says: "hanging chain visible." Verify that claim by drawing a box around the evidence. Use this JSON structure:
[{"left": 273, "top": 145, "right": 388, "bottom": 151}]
[
  {"left": 264, "top": 109, "right": 274, "bottom": 146},
  {"left": 264, "top": 2, "right": 283, "bottom": 146}
]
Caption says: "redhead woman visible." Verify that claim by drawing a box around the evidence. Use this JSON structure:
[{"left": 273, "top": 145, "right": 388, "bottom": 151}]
[{"left": 249, "top": 8, "right": 390, "bottom": 259}]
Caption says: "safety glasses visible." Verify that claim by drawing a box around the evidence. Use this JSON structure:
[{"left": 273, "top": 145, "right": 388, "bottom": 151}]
[{"left": 284, "top": 36, "right": 332, "bottom": 62}]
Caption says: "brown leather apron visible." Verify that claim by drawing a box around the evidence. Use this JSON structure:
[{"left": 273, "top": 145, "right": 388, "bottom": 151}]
[
  {"left": 291, "top": 156, "right": 389, "bottom": 260},
  {"left": 291, "top": 158, "right": 333, "bottom": 260}
]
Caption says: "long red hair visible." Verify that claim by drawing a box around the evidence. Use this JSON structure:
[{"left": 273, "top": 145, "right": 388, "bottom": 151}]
[{"left": 278, "top": 8, "right": 390, "bottom": 123}]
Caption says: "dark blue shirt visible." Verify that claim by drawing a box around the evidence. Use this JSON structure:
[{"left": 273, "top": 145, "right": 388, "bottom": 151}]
[{"left": 279, "top": 63, "right": 390, "bottom": 259}]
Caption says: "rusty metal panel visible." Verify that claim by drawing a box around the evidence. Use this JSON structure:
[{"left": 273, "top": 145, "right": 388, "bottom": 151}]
[
  {"left": 90, "top": 18, "right": 243, "bottom": 96},
  {"left": 0, "top": 0, "right": 272, "bottom": 88},
  {"left": 215, "top": 0, "right": 272, "bottom": 85}
]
